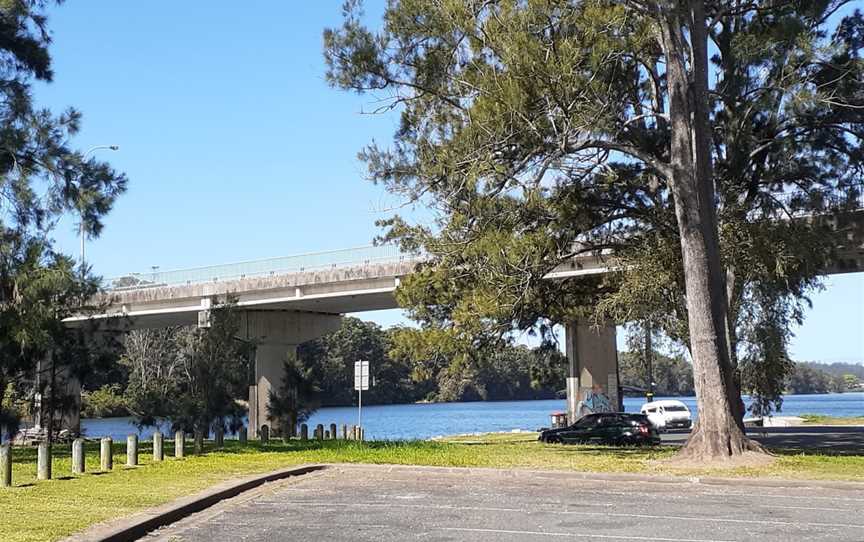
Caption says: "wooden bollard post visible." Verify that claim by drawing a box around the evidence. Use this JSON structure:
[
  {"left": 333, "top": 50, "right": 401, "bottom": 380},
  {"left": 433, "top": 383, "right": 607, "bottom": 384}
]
[
  {"left": 341, "top": 424, "right": 348, "bottom": 440},
  {"left": 214, "top": 426, "right": 224, "bottom": 448},
  {"left": 350, "top": 425, "right": 357, "bottom": 440},
  {"left": 316, "top": 424, "right": 324, "bottom": 441},
  {"left": 153, "top": 432, "right": 164, "bottom": 462},
  {"left": 238, "top": 427, "right": 248, "bottom": 443},
  {"left": 37, "top": 441, "right": 51, "bottom": 480},
  {"left": 300, "top": 424, "right": 308, "bottom": 441},
  {"left": 127, "top": 435, "right": 138, "bottom": 467},
  {"left": 175, "top": 430, "right": 185, "bottom": 459},
  {"left": 100, "top": 437, "right": 113, "bottom": 471},
  {"left": 72, "top": 438, "right": 85, "bottom": 474},
  {"left": 330, "top": 423, "right": 337, "bottom": 440},
  {"left": 1, "top": 442, "right": 11, "bottom": 487},
  {"left": 360, "top": 427, "right": 365, "bottom": 441},
  {"left": 260, "top": 425, "right": 269, "bottom": 444}
]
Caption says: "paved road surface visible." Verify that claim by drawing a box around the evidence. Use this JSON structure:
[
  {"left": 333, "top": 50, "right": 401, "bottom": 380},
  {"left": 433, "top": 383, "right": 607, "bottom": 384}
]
[
  {"left": 662, "top": 426, "right": 864, "bottom": 453},
  {"left": 146, "top": 465, "right": 864, "bottom": 542}
]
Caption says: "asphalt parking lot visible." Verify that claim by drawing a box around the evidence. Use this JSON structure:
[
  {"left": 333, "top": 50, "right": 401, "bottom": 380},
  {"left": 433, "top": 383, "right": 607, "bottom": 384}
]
[
  {"left": 661, "top": 426, "right": 864, "bottom": 453},
  {"left": 146, "top": 464, "right": 864, "bottom": 542}
]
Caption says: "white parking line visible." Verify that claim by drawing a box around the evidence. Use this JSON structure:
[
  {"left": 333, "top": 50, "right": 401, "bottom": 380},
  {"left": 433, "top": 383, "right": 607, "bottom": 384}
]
[{"left": 440, "top": 527, "right": 737, "bottom": 542}]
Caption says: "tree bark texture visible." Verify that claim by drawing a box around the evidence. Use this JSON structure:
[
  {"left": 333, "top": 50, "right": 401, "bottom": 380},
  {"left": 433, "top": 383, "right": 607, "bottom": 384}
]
[{"left": 657, "top": 0, "right": 761, "bottom": 459}]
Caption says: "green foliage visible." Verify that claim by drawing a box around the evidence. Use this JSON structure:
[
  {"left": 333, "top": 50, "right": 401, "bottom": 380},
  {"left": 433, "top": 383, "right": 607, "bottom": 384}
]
[
  {"left": 296, "top": 317, "right": 566, "bottom": 405},
  {"left": 324, "top": 1, "right": 863, "bottom": 420},
  {"left": 80, "top": 384, "right": 127, "bottom": 418},
  {"left": 618, "top": 350, "right": 695, "bottom": 397},
  {"left": 121, "top": 301, "right": 252, "bottom": 435},
  {"left": 0, "top": 0, "right": 127, "bottom": 437},
  {"left": 786, "top": 363, "right": 849, "bottom": 394},
  {"left": 267, "top": 358, "right": 321, "bottom": 436}
]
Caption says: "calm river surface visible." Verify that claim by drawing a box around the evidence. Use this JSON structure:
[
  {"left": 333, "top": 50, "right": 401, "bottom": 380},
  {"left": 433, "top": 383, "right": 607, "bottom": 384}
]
[{"left": 82, "top": 392, "right": 864, "bottom": 442}]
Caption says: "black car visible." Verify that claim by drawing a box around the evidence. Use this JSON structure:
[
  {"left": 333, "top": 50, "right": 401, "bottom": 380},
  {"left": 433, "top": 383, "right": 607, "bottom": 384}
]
[{"left": 538, "top": 413, "right": 661, "bottom": 446}]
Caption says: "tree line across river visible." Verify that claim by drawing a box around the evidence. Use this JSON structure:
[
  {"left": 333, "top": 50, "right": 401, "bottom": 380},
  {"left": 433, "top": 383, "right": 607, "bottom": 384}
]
[{"left": 76, "top": 317, "right": 863, "bottom": 420}]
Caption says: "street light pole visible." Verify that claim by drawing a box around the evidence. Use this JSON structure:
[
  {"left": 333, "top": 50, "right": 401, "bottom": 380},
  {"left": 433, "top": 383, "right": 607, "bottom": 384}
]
[{"left": 79, "top": 145, "right": 119, "bottom": 275}]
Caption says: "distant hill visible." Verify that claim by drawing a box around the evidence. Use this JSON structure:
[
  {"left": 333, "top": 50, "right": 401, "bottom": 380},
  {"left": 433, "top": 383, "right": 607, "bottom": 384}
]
[{"left": 800, "top": 362, "right": 864, "bottom": 380}]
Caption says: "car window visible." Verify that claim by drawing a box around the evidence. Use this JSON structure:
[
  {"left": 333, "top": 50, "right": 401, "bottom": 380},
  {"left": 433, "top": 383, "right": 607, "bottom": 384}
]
[
  {"left": 664, "top": 405, "right": 688, "bottom": 412},
  {"left": 574, "top": 415, "right": 599, "bottom": 428}
]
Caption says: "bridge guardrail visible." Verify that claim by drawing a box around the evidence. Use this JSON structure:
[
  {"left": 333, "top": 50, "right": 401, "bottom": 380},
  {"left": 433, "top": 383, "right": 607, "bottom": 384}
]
[
  {"left": 106, "top": 245, "right": 423, "bottom": 291},
  {"left": 106, "top": 186, "right": 862, "bottom": 292}
]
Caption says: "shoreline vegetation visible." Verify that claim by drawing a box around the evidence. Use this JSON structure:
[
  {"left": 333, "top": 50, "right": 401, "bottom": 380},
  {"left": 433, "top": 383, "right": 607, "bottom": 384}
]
[{"left": 2, "top": 434, "right": 863, "bottom": 542}]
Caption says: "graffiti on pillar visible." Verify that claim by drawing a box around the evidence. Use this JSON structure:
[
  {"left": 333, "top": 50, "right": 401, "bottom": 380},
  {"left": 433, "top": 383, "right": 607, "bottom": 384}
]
[{"left": 577, "top": 383, "right": 613, "bottom": 417}]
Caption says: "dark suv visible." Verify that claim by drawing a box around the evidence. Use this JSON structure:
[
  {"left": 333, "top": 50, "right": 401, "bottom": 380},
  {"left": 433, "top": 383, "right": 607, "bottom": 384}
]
[{"left": 538, "top": 413, "right": 661, "bottom": 446}]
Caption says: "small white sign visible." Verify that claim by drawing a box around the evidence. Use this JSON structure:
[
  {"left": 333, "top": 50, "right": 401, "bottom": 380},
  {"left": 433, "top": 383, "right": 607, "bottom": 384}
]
[{"left": 354, "top": 360, "right": 369, "bottom": 391}]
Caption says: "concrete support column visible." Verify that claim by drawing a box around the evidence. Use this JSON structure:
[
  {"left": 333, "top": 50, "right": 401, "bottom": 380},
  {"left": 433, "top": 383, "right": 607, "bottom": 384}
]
[
  {"left": 565, "top": 320, "right": 620, "bottom": 423},
  {"left": 250, "top": 342, "right": 297, "bottom": 438},
  {"left": 241, "top": 311, "right": 341, "bottom": 439}
]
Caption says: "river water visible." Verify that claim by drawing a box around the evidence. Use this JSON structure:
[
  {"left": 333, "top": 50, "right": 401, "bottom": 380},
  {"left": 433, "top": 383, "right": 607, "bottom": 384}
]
[{"left": 82, "top": 392, "right": 863, "bottom": 442}]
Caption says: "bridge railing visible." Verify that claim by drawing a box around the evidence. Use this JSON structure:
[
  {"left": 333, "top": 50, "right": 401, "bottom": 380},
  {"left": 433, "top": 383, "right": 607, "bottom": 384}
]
[{"left": 106, "top": 245, "right": 422, "bottom": 291}]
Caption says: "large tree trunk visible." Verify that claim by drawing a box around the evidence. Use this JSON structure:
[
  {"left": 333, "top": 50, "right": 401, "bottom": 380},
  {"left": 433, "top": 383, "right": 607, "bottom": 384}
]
[{"left": 658, "top": 0, "right": 762, "bottom": 460}]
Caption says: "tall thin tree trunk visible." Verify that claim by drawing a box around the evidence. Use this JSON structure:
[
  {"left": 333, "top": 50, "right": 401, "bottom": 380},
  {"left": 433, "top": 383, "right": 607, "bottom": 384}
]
[
  {"left": 725, "top": 266, "right": 746, "bottom": 431},
  {"left": 658, "top": 0, "right": 762, "bottom": 460}
]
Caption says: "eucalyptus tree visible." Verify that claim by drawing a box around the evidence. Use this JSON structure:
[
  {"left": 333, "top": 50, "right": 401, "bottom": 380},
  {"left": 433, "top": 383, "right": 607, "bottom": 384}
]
[
  {"left": 0, "top": 1, "right": 127, "bottom": 440},
  {"left": 325, "top": 1, "right": 862, "bottom": 460}
]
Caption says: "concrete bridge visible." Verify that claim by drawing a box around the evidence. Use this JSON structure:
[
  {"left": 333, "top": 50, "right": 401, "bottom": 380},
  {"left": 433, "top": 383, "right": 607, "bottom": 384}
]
[{"left": 65, "top": 207, "right": 864, "bottom": 435}]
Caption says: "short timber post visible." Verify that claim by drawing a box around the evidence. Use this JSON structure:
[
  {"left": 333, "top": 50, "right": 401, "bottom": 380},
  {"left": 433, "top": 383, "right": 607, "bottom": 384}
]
[
  {"left": 324, "top": 430, "right": 330, "bottom": 439},
  {"left": 72, "top": 438, "right": 85, "bottom": 474},
  {"left": 100, "top": 437, "right": 113, "bottom": 471},
  {"left": 238, "top": 427, "right": 248, "bottom": 443},
  {"left": 316, "top": 424, "right": 324, "bottom": 441},
  {"left": 260, "top": 425, "right": 270, "bottom": 444},
  {"left": 330, "top": 423, "right": 337, "bottom": 440},
  {"left": 300, "top": 424, "right": 308, "bottom": 441},
  {"left": 175, "top": 431, "right": 185, "bottom": 459},
  {"left": 214, "top": 426, "right": 224, "bottom": 448},
  {"left": 341, "top": 424, "right": 348, "bottom": 440},
  {"left": 1, "top": 442, "right": 11, "bottom": 487},
  {"left": 127, "top": 435, "right": 138, "bottom": 467},
  {"left": 37, "top": 441, "right": 51, "bottom": 480},
  {"left": 350, "top": 425, "right": 357, "bottom": 440},
  {"left": 153, "top": 432, "right": 164, "bottom": 462}
]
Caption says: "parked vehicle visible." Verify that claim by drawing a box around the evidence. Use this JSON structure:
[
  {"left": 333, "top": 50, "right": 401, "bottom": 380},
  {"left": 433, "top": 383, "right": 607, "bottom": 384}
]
[
  {"left": 538, "top": 413, "right": 661, "bottom": 446},
  {"left": 640, "top": 400, "right": 692, "bottom": 432}
]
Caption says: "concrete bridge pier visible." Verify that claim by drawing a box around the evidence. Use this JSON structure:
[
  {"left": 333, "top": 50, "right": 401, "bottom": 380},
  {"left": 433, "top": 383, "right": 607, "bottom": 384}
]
[
  {"left": 564, "top": 320, "right": 620, "bottom": 423},
  {"left": 241, "top": 311, "right": 341, "bottom": 438}
]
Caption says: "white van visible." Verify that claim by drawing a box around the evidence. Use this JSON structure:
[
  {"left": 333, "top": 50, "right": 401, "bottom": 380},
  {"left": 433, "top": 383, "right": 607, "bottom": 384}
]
[{"left": 640, "top": 400, "right": 692, "bottom": 432}]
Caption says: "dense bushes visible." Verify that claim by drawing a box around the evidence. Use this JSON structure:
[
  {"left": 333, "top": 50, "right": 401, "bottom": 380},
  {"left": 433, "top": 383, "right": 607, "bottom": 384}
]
[{"left": 81, "top": 385, "right": 128, "bottom": 418}]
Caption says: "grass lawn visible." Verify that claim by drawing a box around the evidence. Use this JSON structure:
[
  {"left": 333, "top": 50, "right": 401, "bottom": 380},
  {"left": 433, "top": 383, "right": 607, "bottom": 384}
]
[
  {"left": 800, "top": 414, "right": 864, "bottom": 425},
  {"left": 1, "top": 435, "right": 862, "bottom": 542}
]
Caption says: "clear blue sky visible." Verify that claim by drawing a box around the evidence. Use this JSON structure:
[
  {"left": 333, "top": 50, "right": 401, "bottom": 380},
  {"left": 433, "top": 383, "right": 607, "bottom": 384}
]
[{"left": 36, "top": 2, "right": 862, "bottom": 364}]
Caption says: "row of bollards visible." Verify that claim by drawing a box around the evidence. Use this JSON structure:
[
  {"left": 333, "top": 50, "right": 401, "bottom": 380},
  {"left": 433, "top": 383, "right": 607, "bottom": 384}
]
[
  {"left": 0, "top": 429, "right": 205, "bottom": 488},
  {"left": 1, "top": 423, "right": 366, "bottom": 488},
  {"left": 296, "top": 423, "right": 363, "bottom": 442}
]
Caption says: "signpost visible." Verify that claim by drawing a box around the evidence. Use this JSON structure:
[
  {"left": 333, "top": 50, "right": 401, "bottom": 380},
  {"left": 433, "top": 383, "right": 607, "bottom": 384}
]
[{"left": 354, "top": 360, "right": 369, "bottom": 429}]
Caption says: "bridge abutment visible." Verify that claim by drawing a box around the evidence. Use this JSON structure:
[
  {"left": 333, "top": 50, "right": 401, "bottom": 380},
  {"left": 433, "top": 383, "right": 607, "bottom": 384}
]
[{"left": 564, "top": 320, "right": 620, "bottom": 423}]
